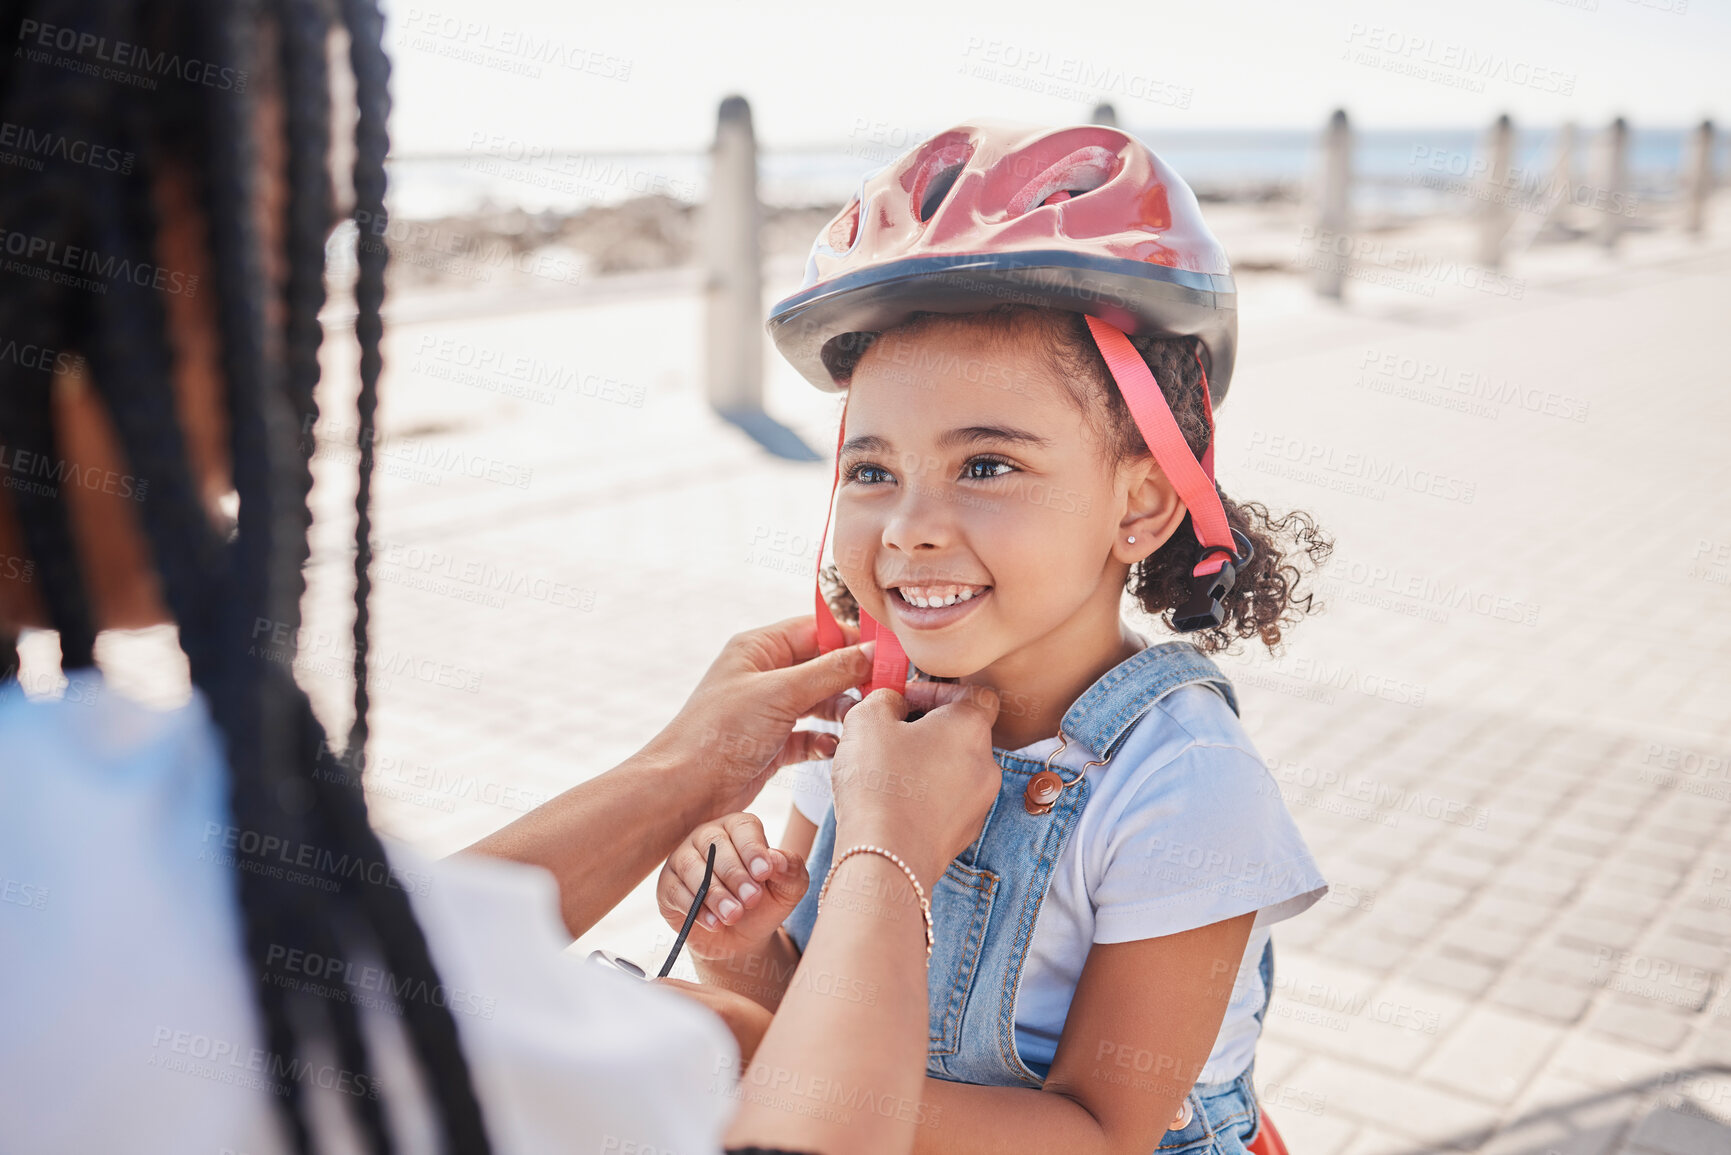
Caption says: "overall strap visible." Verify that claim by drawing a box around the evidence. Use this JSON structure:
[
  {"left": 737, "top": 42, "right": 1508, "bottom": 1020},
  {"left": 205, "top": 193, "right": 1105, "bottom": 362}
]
[{"left": 1059, "top": 641, "right": 1239, "bottom": 763}]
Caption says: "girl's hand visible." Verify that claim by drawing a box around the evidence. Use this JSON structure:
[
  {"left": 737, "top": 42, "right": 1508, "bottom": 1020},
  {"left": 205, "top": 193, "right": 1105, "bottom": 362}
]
[{"left": 657, "top": 813, "right": 809, "bottom": 960}]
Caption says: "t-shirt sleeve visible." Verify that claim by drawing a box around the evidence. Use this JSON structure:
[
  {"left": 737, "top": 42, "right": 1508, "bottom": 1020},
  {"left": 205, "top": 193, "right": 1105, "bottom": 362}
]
[
  {"left": 784, "top": 720, "right": 840, "bottom": 828},
  {"left": 1091, "top": 741, "right": 1328, "bottom": 944}
]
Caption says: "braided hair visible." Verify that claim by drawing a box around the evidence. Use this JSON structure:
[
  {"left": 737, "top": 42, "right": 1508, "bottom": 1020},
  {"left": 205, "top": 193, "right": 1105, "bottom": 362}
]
[{"left": 0, "top": 1, "right": 491, "bottom": 1150}]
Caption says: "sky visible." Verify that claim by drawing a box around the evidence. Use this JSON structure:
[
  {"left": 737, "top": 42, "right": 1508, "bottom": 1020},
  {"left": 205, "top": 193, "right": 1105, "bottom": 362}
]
[{"left": 379, "top": 0, "right": 1730, "bottom": 154}]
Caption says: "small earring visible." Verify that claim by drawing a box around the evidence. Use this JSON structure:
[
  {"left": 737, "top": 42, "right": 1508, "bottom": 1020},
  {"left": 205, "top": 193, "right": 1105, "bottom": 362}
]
[{"left": 1126, "top": 536, "right": 1137, "bottom": 544}]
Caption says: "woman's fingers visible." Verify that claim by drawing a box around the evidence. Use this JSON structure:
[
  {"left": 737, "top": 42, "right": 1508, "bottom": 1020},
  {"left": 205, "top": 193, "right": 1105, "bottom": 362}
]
[
  {"left": 802, "top": 691, "right": 859, "bottom": 724},
  {"left": 768, "top": 728, "right": 840, "bottom": 771}
]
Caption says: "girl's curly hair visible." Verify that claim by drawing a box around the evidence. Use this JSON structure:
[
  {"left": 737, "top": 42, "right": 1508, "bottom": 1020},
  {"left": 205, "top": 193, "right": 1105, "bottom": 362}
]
[{"left": 820, "top": 305, "right": 1332, "bottom": 655}]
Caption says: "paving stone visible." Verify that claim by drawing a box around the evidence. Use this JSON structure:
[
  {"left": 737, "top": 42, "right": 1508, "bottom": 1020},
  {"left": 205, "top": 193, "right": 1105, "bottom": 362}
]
[
  {"left": 1588, "top": 997, "right": 1696, "bottom": 1052},
  {"left": 1315, "top": 929, "right": 1413, "bottom": 977},
  {"left": 1436, "top": 921, "right": 1534, "bottom": 967},
  {"left": 1494, "top": 1071, "right": 1643, "bottom": 1155},
  {"left": 1409, "top": 948, "right": 1504, "bottom": 998},
  {"left": 1554, "top": 911, "right": 1650, "bottom": 954},
  {"left": 1469, "top": 890, "right": 1561, "bottom": 933},
  {"left": 1624, "top": 1105, "right": 1731, "bottom": 1155},
  {"left": 1489, "top": 971, "right": 1596, "bottom": 1025},
  {"left": 1294, "top": 1054, "right": 1501, "bottom": 1149},
  {"left": 1332, "top": 1125, "right": 1411, "bottom": 1155},
  {"left": 1380, "top": 875, "right": 1476, "bottom": 917},
  {"left": 1258, "top": 1102, "right": 1358, "bottom": 1155},
  {"left": 1418, "top": 1004, "right": 1567, "bottom": 1105},
  {"left": 1543, "top": 1033, "right": 1678, "bottom": 1090}
]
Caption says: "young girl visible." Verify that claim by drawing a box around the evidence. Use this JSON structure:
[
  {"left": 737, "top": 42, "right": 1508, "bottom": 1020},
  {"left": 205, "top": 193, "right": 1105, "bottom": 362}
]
[{"left": 657, "top": 120, "right": 1332, "bottom": 1154}]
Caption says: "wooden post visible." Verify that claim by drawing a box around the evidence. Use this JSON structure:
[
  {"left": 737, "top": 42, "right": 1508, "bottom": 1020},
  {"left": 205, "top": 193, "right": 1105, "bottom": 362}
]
[
  {"left": 1683, "top": 119, "right": 1715, "bottom": 237},
  {"left": 704, "top": 94, "right": 764, "bottom": 416},
  {"left": 1089, "top": 102, "right": 1119, "bottom": 128},
  {"left": 1310, "top": 109, "right": 1352, "bottom": 300},
  {"left": 1475, "top": 114, "right": 1515, "bottom": 268},
  {"left": 1596, "top": 117, "right": 1629, "bottom": 251},
  {"left": 701, "top": 96, "right": 818, "bottom": 460}
]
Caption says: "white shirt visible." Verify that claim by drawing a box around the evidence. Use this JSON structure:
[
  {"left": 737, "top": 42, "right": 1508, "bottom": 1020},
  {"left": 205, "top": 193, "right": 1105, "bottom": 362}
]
[
  {"left": 0, "top": 673, "right": 737, "bottom": 1154},
  {"left": 787, "top": 682, "right": 1327, "bottom": 1085}
]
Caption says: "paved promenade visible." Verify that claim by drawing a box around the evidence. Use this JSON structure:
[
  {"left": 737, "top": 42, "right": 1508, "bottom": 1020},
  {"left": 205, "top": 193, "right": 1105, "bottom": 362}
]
[{"left": 102, "top": 209, "right": 1727, "bottom": 1154}]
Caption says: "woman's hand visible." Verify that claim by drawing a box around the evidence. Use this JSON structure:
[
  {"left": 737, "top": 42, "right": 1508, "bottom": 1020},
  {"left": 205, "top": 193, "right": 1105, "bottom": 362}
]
[
  {"left": 641, "top": 617, "right": 874, "bottom": 821},
  {"left": 830, "top": 680, "right": 1002, "bottom": 886},
  {"left": 657, "top": 813, "right": 808, "bottom": 958}
]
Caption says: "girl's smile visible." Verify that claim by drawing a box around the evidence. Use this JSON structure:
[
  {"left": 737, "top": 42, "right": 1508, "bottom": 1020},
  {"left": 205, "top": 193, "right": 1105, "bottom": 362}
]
[{"left": 884, "top": 582, "right": 993, "bottom": 630}]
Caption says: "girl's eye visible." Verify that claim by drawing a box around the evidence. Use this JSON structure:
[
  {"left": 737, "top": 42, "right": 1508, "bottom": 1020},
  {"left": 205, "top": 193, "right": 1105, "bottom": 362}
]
[
  {"left": 963, "top": 457, "right": 1016, "bottom": 481},
  {"left": 846, "top": 462, "right": 894, "bottom": 485}
]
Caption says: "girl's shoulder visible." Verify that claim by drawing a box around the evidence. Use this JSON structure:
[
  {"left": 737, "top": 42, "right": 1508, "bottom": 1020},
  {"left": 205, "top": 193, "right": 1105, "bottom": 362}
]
[{"left": 1082, "top": 681, "right": 1273, "bottom": 824}]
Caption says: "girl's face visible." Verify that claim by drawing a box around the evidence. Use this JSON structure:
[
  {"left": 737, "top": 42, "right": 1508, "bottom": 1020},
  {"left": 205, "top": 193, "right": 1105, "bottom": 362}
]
[{"left": 833, "top": 318, "right": 1182, "bottom": 683}]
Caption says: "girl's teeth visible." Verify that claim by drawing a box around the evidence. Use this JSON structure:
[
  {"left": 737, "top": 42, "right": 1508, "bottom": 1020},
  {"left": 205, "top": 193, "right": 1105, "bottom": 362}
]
[{"left": 899, "top": 586, "right": 983, "bottom": 608}]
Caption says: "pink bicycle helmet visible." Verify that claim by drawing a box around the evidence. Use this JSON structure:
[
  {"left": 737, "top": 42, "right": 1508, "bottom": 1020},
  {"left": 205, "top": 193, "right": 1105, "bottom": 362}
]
[{"left": 768, "top": 119, "right": 1237, "bottom": 401}]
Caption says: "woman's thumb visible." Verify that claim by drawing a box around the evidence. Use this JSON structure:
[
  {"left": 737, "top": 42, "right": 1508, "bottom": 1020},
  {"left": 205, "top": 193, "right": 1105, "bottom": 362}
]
[{"left": 773, "top": 640, "right": 876, "bottom": 712}]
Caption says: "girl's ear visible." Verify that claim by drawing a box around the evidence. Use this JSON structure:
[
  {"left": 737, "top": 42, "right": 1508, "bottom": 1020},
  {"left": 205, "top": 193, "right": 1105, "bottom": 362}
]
[{"left": 1113, "top": 458, "right": 1188, "bottom": 565}]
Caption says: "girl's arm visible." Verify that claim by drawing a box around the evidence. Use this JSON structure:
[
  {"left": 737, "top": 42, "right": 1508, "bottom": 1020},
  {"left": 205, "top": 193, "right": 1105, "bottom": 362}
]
[
  {"left": 781, "top": 807, "right": 819, "bottom": 858},
  {"left": 912, "top": 912, "right": 1256, "bottom": 1155}
]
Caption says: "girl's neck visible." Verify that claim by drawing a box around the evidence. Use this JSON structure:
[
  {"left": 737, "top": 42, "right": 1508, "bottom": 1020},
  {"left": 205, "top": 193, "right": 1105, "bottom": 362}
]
[{"left": 962, "top": 593, "right": 1145, "bottom": 751}]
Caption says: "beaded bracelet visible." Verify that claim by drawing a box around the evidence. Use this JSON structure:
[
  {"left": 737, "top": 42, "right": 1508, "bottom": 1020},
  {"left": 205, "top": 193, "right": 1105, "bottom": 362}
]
[{"left": 817, "top": 844, "right": 934, "bottom": 961}]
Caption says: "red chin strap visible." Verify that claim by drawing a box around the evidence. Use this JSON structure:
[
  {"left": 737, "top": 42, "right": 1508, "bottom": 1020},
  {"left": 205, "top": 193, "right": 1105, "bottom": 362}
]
[
  {"left": 813, "top": 402, "right": 911, "bottom": 696},
  {"left": 811, "top": 317, "right": 1241, "bottom": 681}
]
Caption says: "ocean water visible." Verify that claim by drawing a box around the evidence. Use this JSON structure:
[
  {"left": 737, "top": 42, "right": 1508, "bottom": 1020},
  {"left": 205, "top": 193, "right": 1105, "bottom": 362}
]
[{"left": 386, "top": 126, "right": 1728, "bottom": 220}]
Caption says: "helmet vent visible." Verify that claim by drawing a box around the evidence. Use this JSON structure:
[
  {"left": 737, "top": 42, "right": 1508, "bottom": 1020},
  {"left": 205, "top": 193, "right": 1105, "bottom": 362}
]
[
  {"left": 827, "top": 199, "right": 861, "bottom": 251},
  {"left": 917, "top": 165, "right": 963, "bottom": 222},
  {"left": 1006, "top": 146, "right": 1119, "bottom": 217},
  {"left": 908, "top": 139, "right": 974, "bottom": 224}
]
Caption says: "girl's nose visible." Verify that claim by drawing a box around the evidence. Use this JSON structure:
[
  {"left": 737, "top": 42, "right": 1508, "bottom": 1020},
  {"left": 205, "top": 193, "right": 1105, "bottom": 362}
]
[{"left": 881, "top": 481, "right": 954, "bottom": 554}]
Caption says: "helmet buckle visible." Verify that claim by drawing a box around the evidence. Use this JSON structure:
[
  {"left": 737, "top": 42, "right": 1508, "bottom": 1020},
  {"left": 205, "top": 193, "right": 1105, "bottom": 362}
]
[
  {"left": 1172, "top": 529, "right": 1254, "bottom": 633},
  {"left": 1174, "top": 562, "right": 1237, "bottom": 632}
]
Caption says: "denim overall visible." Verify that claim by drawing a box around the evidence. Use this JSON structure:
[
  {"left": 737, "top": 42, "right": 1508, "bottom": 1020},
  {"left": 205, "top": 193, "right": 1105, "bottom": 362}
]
[{"left": 785, "top": 642, "right": 1272, "bottom": 1154}]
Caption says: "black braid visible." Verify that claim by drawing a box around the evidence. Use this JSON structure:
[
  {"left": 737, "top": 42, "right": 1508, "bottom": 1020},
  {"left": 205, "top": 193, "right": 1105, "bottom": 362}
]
[
  {"left": 332, "top": 3, "right": 492, "bottom": 1147},
  {"left": 0, "top": 0, "right": 492, "bottom": 1151},
  {"left": 0, "top": 6, "right": 98, "bottom": 669},
  {"left": 341, "top": 0, "right": 383, "bottom": 767},
  {"left": 277, "top": 0, "right": 329, "bottom": 595}
]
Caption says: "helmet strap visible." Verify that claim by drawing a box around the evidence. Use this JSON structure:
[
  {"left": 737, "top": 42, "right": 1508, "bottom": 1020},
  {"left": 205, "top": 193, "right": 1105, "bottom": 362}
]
[
  {"left": 813, "top": 397, "right": 911, "bottom": 693},
  {"left": 1084, "top": 317, "right": 1246, "bottom": 631}
]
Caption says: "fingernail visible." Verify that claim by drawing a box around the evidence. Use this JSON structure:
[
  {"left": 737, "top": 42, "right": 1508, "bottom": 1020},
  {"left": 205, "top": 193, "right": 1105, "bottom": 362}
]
[
  {"left": 738, "top": 881, "right": 761, "bottom": 903},
  {"left": 702, "top": 912, "right": 718, "bottom": 929},
  {"left": 860, "top": 639, "right": 877, "bottom": 660},
  {"left": 750, "top": 857, "right": 771, "bottom": 879},
  {"left": 719, "top": 898, "right": 742, "bottom": 921}
]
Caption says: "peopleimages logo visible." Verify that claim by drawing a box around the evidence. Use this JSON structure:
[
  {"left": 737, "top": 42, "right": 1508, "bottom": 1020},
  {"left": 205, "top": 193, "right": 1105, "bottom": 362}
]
[
  {"left": 0, "top": 120, "right": 134, "bottom": 173},
  {"left": 1, "top": 227, "right": 199, "bottom": 296},
  {"left": 15, "top": 20, "right": 248, "bottom": 92}
]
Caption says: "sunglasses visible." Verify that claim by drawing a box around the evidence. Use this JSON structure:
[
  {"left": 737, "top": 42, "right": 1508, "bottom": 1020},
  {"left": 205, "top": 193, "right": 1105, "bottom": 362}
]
[{"left": 587, "top": 842, "right": 717, "bottom": 980}]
